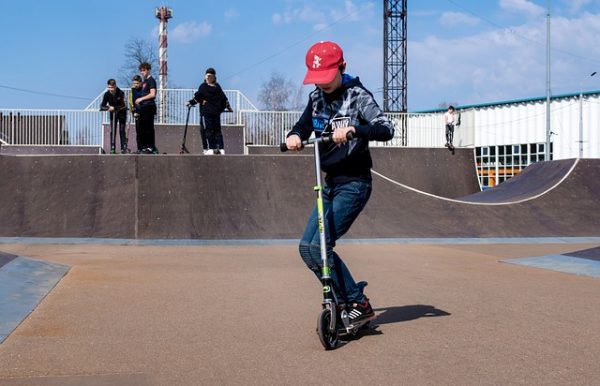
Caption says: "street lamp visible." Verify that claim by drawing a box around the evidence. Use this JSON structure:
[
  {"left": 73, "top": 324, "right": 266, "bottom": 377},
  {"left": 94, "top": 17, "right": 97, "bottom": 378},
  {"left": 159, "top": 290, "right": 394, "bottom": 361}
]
[{"left": 579, "top": 71, "right": 597, "bottom": 158}]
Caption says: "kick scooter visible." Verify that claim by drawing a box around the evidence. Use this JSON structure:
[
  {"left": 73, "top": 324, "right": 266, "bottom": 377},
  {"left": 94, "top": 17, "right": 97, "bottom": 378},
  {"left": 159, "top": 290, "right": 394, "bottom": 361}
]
[
  {"left": 281, "top": 132, "right": 372, "bottom": 350},
  {"left": 180, "top": 104, "right": 192, "bottom": 154}
]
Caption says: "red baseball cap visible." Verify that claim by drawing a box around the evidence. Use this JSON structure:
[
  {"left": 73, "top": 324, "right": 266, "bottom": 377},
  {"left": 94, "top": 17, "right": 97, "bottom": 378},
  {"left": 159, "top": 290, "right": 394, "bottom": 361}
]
[{"left": 303, "top": 41, "right": 345, "bottom": 85}]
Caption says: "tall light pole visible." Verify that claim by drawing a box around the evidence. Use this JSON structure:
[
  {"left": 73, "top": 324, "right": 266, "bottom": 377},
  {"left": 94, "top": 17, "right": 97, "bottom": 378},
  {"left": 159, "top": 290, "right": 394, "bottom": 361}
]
[
  {"left": 155, "top": 6, "right": 173, "bottom": 124},
  {"left": 579, "top": 71, "right": 597, "bottom": 158},
  {"left": 545, "top": 1, "right": 552, "bottom": 161}
]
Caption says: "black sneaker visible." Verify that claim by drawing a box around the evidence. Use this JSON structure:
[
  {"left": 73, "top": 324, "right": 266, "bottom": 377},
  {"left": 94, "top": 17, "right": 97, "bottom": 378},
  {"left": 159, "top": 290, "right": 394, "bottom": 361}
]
[{"left": 347, "top": 298, "right": 374, "bottom": 324}]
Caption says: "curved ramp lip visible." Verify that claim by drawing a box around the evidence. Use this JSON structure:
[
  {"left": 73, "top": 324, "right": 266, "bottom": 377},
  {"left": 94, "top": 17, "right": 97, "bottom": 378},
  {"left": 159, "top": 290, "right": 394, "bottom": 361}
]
[{"left": 371, "top": 158, "right": 579, "bottom": 206}]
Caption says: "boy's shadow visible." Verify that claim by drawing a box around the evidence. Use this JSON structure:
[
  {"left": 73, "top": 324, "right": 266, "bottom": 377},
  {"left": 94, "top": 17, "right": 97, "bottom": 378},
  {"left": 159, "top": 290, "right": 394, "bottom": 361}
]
[
  {"left": 341, "top": 304, "right": 450, "bottom": 344},
  {"left": 373, "top": 304, "right": 451, "bottom": 325}
]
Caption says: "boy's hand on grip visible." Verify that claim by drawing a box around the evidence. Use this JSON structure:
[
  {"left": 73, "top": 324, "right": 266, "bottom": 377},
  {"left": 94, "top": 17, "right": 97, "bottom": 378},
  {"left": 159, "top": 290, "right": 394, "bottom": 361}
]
[
  {"left": 285, "top": 134, "right": 303, "bottom": 151},
  {"left": 332, "top": 127, "right": 355, "bottom": 144}
]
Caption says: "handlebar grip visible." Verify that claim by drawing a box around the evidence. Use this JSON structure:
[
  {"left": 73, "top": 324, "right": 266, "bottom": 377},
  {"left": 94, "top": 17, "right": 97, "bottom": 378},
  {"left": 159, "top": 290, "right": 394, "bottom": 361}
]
[{"left": 280, "top": 142, "right": 289, "bottom": 152}]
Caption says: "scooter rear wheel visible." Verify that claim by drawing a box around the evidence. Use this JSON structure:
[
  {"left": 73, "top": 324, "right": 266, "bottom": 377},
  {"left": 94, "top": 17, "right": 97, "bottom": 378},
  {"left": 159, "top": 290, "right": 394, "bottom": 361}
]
[{"left": 317, "top": 308, "right": 339, "bottom": 350}]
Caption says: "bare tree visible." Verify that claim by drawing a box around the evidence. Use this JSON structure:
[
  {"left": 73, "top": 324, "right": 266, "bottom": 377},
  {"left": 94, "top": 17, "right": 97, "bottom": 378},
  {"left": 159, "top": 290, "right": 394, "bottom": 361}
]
[
  {"left": 119, "top": 37, "right": 159, "bottom": 86},
  {"left": 258, "top": 72, "right": 304, "bottom": 111}
]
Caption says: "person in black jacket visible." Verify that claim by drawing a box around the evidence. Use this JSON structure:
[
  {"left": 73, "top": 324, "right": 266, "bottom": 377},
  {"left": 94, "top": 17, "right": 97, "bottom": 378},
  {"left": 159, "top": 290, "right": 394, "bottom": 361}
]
[
  {"left": 285, "top": 41, "right": 394, "bottom": 324},
  {"left": 135, "top": 62, "right": 158, "bottom": 154},
  {"left": 187, "top": 67, "right": 233, "bottom": 154},
  {"left": 100, "top": 79, "right": 128, "bottom": 154}
]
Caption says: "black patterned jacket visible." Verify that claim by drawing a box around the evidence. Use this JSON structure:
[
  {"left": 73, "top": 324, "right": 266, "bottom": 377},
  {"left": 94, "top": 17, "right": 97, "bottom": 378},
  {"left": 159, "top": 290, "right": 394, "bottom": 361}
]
[{"left": 288, "top": 75, "right": 394, "bottom": 185}]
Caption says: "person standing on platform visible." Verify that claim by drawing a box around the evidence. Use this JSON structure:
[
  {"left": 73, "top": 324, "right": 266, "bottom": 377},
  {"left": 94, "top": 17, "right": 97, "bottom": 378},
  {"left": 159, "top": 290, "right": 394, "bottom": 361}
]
[
  {"left": 129, "top": 75, "right": 144, "bottom": 153},
  {"left": 444, "top": 105, "right": 460, "bottom": 150},
  {"left": 135, "top": 62, "right": 158, "bottom": 154},
  {"left": 187, "top": 67, "right": 233, "bottom": 155},
  {"left": 100, "top": 79, "right": 128, "bottom": 154}
]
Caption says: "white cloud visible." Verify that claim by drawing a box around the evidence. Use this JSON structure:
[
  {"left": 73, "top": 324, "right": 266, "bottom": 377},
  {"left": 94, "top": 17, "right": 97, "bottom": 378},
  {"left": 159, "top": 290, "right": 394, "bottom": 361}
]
[
  {"left": 440, "top": 11, "right": 481, "bottom": 27},
  {"left": 225, "top": 7, "right": 239, "bottom": 20},
  {"left": 330, "top": 0, "right": 374, "bottom": 22},
  {"left": 408, "top": 11, "right": 600, "bottom": 109},
  {"left": 272, "top": 5, "right": 323, "bottom": 26},
  {"left": 565, "top": 0, "right": 592, "bottom": 14},
  {"left": 170, "top": 21, "right": 212, "bottom": 44},
  {"left": 499, "top": 0, "right": 545, "bottom": 18},
  {"left": 272, "top": 1, "right": 374, "bottom": 29}
]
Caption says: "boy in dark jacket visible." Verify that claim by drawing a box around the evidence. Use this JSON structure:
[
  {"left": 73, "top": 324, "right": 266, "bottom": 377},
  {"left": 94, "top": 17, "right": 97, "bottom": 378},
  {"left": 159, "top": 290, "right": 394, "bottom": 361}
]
[
  {"left": 100, "top": 78, "right": 128, "bottom": 153},
  {"left": 135, "top": 62, "right": 158, "bottom": 154},
  {"left": 285, "top": 41, "right": 394, "bottom": 323},
  {"left": 129, "top": 75, "right": 144, "bottom": 152},
  {"left": 187, "top": 68, "right": 233, "bottom": 154}
]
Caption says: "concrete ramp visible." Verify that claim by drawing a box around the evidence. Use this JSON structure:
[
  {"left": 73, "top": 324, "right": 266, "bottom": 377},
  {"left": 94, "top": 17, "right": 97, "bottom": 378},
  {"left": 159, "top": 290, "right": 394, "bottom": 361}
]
[
  {"left": 0, "top": 153, "right": 598, "bottom": 239},
  {"left": 460, "top": 158, "right": 577, "bottom": 204},
  {"left": 355, "top": 158, "right": 600, "bottom": 238}
]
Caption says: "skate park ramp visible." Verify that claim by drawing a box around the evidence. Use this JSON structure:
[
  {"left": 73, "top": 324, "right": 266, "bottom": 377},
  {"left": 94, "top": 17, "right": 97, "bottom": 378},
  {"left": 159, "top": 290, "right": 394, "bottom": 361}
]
[
  {"left": 460, "top": 158, "right": 577, "bottom": 203},
  {"left": 248, "top": 147, "right": 481, "bottom": 199},
  {"left": 360, "top": 157, "right": 600, "bottom": 237},
  {"left": 0, "top": 151, "right": 598, "bottom": 239}
]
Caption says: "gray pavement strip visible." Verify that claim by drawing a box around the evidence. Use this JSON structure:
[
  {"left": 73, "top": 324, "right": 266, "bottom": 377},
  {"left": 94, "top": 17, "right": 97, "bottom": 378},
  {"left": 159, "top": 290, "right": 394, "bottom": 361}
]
[
  {"left": 0, "top": 373, "right": 149, "bottom": 386},
  {"left": 2, "top": 236, "right": 600, "bottom": 246},
  {"left": 502, "top": 254, "right": 600, "bottom": 278},
  {"left": 0, "top": 256, "right": 70, "bottom": 344}
]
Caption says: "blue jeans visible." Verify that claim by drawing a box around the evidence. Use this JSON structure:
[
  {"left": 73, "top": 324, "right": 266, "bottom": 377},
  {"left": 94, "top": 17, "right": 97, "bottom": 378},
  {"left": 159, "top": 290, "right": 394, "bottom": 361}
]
[{"left": 299, "top": 180, "right": 372, "bottom": 303}]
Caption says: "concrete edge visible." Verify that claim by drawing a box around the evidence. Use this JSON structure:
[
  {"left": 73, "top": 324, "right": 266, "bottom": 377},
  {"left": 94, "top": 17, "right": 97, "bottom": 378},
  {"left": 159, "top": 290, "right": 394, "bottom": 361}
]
[{"left": 1, "top": 236, "right": 600, "bottom": 246}]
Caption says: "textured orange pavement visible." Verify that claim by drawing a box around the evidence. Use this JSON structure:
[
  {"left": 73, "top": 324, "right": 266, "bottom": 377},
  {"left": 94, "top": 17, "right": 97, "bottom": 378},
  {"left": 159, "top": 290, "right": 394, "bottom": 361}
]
[{"left": 0, "top": 242, "right": 599, "bottom": 386}]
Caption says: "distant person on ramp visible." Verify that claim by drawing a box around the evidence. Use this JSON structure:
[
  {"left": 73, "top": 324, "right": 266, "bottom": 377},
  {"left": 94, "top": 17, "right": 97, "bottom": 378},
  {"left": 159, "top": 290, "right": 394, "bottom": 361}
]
[
  {"left": 444, "top": 105, "right": 460, "bottom": 150},
  {"left": 100, "top": 79, "right": 128, "bottom": 154},
  {"left": 187, "top": 67, "right": 233, "bottom": 155},
  {"left": 285, "top": 41, "right": 395, "bottom": 324}
]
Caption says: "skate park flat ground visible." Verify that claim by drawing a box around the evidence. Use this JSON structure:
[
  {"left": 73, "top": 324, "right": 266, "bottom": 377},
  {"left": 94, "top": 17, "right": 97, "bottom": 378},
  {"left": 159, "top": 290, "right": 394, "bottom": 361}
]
[{"left": 0, "top": 241, "right": 599, "bottom": 385}]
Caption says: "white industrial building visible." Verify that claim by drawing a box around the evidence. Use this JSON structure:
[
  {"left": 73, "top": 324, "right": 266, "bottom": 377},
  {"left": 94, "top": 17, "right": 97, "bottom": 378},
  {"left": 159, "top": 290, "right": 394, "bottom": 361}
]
[{"left": 409, "top": 91, "right": 600, "bottom": 188}]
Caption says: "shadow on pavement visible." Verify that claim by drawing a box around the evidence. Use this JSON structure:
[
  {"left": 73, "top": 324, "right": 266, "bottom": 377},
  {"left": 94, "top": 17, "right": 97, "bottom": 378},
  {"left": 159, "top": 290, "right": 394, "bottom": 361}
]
[{"left": 374, "top": 304, "right": 451, "bottom": 325}]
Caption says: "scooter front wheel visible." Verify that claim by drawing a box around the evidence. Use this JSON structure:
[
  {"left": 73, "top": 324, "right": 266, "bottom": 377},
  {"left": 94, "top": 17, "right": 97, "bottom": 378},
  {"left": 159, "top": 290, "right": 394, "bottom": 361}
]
[{"left": 317, "top": 308, "right": 339, "bottom": 350}]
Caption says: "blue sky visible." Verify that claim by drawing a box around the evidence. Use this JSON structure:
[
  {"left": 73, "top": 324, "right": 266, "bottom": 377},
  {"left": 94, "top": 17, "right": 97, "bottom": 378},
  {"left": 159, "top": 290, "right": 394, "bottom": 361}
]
[{"left": 2, "top": 0, "right": 600, "bottom": 111}]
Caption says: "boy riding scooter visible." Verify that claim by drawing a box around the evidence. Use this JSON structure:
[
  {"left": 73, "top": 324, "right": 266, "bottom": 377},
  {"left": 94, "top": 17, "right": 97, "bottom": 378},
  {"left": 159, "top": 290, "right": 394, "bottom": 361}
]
[{"left": 284, "top": 41, "right": 394, "bottom": 349}]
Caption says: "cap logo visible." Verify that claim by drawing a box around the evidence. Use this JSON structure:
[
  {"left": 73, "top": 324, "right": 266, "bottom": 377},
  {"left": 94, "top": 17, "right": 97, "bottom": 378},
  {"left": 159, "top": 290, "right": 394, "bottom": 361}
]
[{"left": 312, "top": 54, "right": 322, "bottom": 69}]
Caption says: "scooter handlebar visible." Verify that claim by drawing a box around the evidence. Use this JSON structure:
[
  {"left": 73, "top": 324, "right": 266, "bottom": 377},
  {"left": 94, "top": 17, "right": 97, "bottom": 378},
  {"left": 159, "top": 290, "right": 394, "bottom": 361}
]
[{"left": 279, "top": 131, "right": 354, "bottom": 152}]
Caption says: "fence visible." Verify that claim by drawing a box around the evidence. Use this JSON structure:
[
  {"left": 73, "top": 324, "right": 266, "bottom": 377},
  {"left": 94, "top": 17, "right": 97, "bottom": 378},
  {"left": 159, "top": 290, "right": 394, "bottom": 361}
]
[
  {"left": 2, "top": 88, "right": 477, "bottom": 149},
  {"left": 0, "top": 109, "right": 104, "bottom": 146},
  {"left": 239, "top": 110, "right": 475, "bottom": 148},
  {"left": 85, "top": 89, "right": 258, "bottom": 125}
]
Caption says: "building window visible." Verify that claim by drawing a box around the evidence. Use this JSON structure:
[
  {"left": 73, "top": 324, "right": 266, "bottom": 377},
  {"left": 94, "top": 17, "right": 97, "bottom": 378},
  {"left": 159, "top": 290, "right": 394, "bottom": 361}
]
[{"left": 475, "top": 142, "right": 551, "bottom": 189}]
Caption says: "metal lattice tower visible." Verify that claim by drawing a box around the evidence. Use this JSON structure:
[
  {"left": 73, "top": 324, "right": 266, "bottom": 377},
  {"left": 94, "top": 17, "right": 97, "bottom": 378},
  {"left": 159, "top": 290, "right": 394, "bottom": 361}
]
[{"left": 384, "top": 0, "right": 407, "bottom": 144}]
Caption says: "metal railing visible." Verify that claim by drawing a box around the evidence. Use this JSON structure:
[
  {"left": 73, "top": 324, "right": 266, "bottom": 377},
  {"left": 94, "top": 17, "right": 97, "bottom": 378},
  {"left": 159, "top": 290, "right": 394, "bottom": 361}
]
[
  {"left": 239, "top": 110, "right": 475, "bottom": 148},
  {"left": 86, "top": 88, "right": 258, "bottom": 125},
  {"left": 0, "top": 109, "right": 104, "bottom": 146},
  {"left": 2, "top": 88, "right": 476, "bottom": 149}
]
